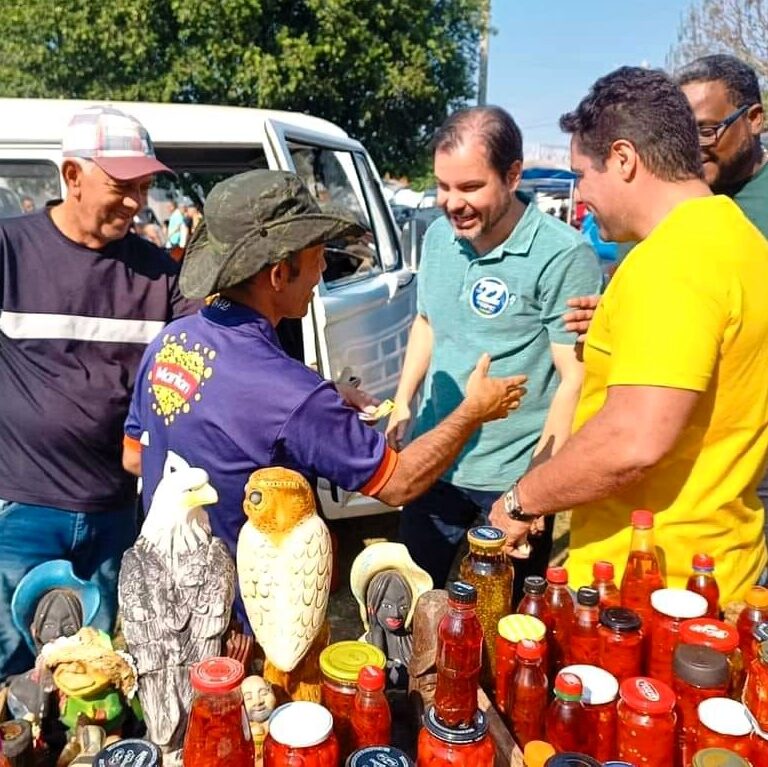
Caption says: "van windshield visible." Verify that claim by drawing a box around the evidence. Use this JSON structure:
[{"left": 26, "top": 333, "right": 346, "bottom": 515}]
[{"left": 0, "top": 161, "right": 61, "bottom": 219}]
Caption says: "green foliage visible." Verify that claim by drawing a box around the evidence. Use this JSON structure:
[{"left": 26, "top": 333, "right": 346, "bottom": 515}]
[{"left": 0, "top": 0, "right": 483, "bottom": 176}]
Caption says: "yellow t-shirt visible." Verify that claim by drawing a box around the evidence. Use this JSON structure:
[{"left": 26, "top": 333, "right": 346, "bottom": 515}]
[{"left": 568, "top": 195, "right": 768, "bottom": 603}]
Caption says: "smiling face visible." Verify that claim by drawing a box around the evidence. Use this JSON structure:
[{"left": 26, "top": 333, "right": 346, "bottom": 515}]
[{"left": 242, "top": 676, "right": 276, "bottom": 723}]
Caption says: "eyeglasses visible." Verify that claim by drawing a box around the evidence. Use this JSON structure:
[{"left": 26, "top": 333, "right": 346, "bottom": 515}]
[{"left": 697, "top": 104, "right": 750, "bottom": 147}]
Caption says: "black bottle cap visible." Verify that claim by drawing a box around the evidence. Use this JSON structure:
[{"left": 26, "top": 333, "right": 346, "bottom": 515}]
[
  {"left": 94, "top": 740, "right": 162, "bottom": 767},
  {"left": 577, "top": 587, "right": 600, "bottom": 607},
  {"left": 448, "top": 580, "right": 477, "bottom": 604},
  {"left": 423, "top": 705, "right": 488, "bottom": 743},
  {"left": 523, "top": 575, "right": 547, "bottom": 595},
  {"left": 346, "top": 746, "right": 414, "bottom": 766},
  {"left": 544, "top": 754, "right": 602, "bottom": 767},
  {"left": 673, "top": 644, "right": 729, "bottom": 689},
  {"left": 599, "top": 606, "right": 642, "bottom": 632}
]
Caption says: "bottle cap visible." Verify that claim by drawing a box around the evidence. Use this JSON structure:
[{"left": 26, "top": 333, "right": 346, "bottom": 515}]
[
  {"left": 673, "top": 644, "right": 729, "bottom": 689},
  {"left": 543, "top": 755, "right": 602, "bottom": 767},
  {"left": 592, "top": 560, "right": 615, "bottom": 581},
  {"left": 346, "top": 746, "right": 414, "bottom": 767},
  {"left": 619, "top": 677, "right": 676, "bottom": 715},
  {"left": 599, "top": 607, "right": 642, "bottom": 633},
  {"left": 422, "top": 705, "right": 488, "bottom": 744},
  {"left": 190, "top": 657, "right": 244, "bottom": 694},
  {"left": 546, "top": 566, "right": 568, "bottom": 585},
  {"left": 554, "top": 672, "right": 583, "bottom": 701},
  {"left": 467, "top": 525, "right": 507, "bottom": 550},
  {"left": 746, "top": 586, "right": 768, "bottom": 609},
  {"left": 498, "top": 613, "right": 546, "bottom": 643},
  {"left": 269, "top": 702, "right": 334, "bottom": 747},
  {"left": 561, "top": 665, "right": 618, "bottom": 705},
  {"left": 697, "top": 698, "right": 753, "bottom": 737},
  {"left": 523, "top": 575, "right": 547, "bottom": 595},
  {"left": 357, "top": 665, "right": 385, "bottom": 692},
  {"left": 631, "top": 509, "right": 654, "bottom": 528},
  {"left": 516, "top": 639, "right": 544, "bottom": 660},
  {"left": 692, "top": 750, "right": 751, "bottom": 767},
  {"left": 692, "top": 553, "right": 715, "bottom": 571},
  {"left": 522, "top": 740, "right": 556, "bottom": 767},
  {"left": 679, "top": 618, "right": 739, "bottom": 653},
  {"left": 94, "top": 740, "right": 161, "bottom": 767},
  {"left": 320, "top": 641, "right": 386, "bottom": 684},
  {"left": 577, "top": 587, "right": 599, "bottom": 607},
  {"left": 447, "top": 580, "right": 477, "bottom": 604},
  {"left": 651, "top": 588, "right": 708, "bottom": 619}
]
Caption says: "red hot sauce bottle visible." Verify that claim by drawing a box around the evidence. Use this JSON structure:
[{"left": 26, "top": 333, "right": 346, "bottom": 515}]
[
  {"left": 351, "top": 665, "right": 391, "bottom": 750},
  {"left": 686, "top": 553, "right": 720, "bottom": 619}
]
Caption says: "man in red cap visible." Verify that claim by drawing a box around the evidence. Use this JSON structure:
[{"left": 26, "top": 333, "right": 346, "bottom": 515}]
[{"left": 0, "top": 105, "right": 199, "bottom": 679}]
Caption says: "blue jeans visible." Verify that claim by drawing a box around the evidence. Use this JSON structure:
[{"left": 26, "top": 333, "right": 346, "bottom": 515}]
[
  {"left": 0, "top": 500, "right": 137, "bottom": 681},
  {"left": 399, "top": 480, "right": 554, "bottom": 606}
]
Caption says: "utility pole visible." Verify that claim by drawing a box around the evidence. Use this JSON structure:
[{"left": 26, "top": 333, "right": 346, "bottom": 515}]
[{"left": 477, "top": 0, "right": 491, "bottom": 105}]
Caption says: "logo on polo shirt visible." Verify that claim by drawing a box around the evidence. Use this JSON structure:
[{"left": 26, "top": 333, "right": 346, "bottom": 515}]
[
  {"left": 470, "top": 277, "right": 512, "bottom": 317},
  {"left": 148, "top": 332, "right": 216, "bottom": 425}
]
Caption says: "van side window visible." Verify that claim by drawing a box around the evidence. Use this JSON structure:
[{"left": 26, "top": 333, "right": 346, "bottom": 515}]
[{"left": 0, "top": 161, "right": 61, "bottom": 218}]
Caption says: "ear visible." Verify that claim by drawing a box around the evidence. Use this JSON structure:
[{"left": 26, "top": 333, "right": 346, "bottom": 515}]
[
  {"left": 505, "top": 159, "right": 523, "bottom": 192},
  {"left": 610, "top": 139, "right": 638, "bottom": 182},
  {"left": 747, "top": 102, "right": 765, "bottom": 137},
  {"left": 269, "top": 260, "right": 290, "bottom": 292},
  {"left": 61, "top": 159, "right": 83, "bottom": 195}
]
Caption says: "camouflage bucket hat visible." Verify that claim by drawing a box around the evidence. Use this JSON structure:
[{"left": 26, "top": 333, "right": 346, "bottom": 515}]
[{"left": 180, "top": 169, "right": 365, "bottom": 299}]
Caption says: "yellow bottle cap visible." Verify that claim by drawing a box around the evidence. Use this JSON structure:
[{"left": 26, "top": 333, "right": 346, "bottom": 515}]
[
  {"left": 746, "top": 586, "right": 768, "bottom": 609},
  {"left": 498, "top": 613, "right": 546, "bottom": 643},
  {"left": 319, "top": 641, "right": 386, "bottom": 684},
  {"left": 522, "top": 740, "right": 556, "bottom": 767}
]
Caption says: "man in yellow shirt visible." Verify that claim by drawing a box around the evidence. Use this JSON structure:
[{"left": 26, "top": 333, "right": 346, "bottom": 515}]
[{"left": 489, "top": 66, "right": 768, "bottom": 604}]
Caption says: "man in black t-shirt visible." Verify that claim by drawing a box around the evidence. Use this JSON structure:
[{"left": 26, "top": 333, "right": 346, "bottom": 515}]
[{"left": 0, "top": 105, "right": 199, "bottom": 679}]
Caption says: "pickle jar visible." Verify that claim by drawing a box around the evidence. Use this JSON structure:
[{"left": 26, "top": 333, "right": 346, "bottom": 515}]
[
  {"left": 320, "top": 641, "right": 386, "bottom": 761},
  {"left": 691, "top": 750, "right": 751, "bottom": 767},
  {"left": 416, "top": 706, "right": 495, "bottom": 766},
  {"left": 648, "top": 589, "right": 708, "bottom": 685},
  {"left": 680, "top": 618, "right": 744, "bottom": 698},
  {"left": 598, "top": 607, "right": 643, "bottom": 683},
  {"left": 744, "top": 640, "right": 768, "bottom": 730},
  {"left": 264, "top": 701, "right": 339, "bottom": 767},
  {"left": 695, "top": 697, "right": 753, "bottom": 761},
  {"left": 345, "top": 745, "right": 414, "bottom": 766},
  {"left": 672, "top": 644, "right": 729, "bottom": 767},
  {"left": 617, "top": 676, "right": 677, "bottom": 766},
  {"left": 494, "top": 613, "right": 546, "bottom": 715},
  {"left": 561, "top": 663, "right": 619, "bottom": 762}
]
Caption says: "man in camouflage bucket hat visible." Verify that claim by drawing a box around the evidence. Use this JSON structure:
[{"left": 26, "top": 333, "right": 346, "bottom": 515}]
[{"left": 123, "top": 169, "right": 526, "bottom": 631}]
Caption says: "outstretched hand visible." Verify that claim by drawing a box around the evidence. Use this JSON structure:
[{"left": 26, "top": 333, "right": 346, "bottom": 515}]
[{"left": 465, "top": 353, "right": 527, "bottom": 423}]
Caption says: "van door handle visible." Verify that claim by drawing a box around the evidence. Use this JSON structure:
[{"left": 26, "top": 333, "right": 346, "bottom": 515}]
[{"left": 382, "top": 271, "right": 414, "bottom": 299}]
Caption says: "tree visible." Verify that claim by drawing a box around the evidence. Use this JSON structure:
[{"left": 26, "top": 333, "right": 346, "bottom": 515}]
[{"left": 0, "top": 0, "right": 483, "bottom": 177}]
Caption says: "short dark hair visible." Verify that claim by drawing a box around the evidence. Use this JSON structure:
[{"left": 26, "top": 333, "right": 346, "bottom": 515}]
[
  {"left": 559, "top": 66, "right": 702, "bottom": 182},
  {"left": 675, "top": 54, "right": 762, "bottom": 108},
  {"left": 431, "top": 106, "right": 523, "bottom": 177}
]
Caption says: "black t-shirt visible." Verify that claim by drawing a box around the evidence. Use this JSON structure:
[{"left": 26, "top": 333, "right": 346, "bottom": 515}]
[{"left": 0, "top": 209, "right": 199, "bottom": 512}]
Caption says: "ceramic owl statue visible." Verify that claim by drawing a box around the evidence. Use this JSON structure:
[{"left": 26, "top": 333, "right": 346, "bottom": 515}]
[{"left": 237, "top": 467, "right": 331, "bottom": 674}]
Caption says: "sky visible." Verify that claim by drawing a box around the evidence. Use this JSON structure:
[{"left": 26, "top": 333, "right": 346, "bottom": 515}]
[{"left": 486, "top": 0, "right": 693, "bottom": 155}]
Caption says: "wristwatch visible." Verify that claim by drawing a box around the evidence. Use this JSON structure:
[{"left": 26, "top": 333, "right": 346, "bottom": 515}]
[{"left": 503, "top": 480, "right": 539, "bottom": 522}]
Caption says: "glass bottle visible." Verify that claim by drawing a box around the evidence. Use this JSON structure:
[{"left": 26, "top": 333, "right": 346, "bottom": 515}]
[
  {"left": 737, "top": 587, "right": 768, "bottom": 669},
  {"left": 434, "top": 581, "right": 483, "bottom": 728},
  {"left": 495, "top": 613, "right": 546, "bottom": 716},
  {"left": 592, "top": 560, "right": 621, "bottom": 609},
  {"left": 508, "top": 639, "right": 548, "bottom": 748},
  {"left": 680, "top": 618, "right": 744, "bottom": 699},
  {"left": 617, "top": 676, "right": 677, "bottom": 766},
  {"left": 517, "top": 575, "right": 555, "bottom": 674},
  {"left": 620, "top": 509, "right": 664, "bottom": 633},
  {"left": 459, "top": 525, "right": 513, "bottom": 685},
  {"left": 545, "top": 672, "right": 586, "bottom": 754},
  {"left": 545, "top": 566, "right": 574, "bottom": 675},
  {"left": 263, "top": 701, "right": 340, "bottom": 767},
  {"left": 570, "top": 587, "right": 601, "bottom": 666},
  {"left": 416, "top": 706, "right": 495, "bottom": 766},
  {"left": 745, "top": 641, "right": 768, "bottom": 731},
  {"left": 695, "top": 697, "right": 754, "bottom": 761},
  {"left": 598, "top": 607, "right": 643, "bottom": 683},
  {"left": 686, "top": 554, "right": 720, "bottom": 618},
  {"left": 351, "top": 665, "right": 391, "bottom": 750},
  {"left": 183, "top": 657, "right": 254, "bottom": 767}
]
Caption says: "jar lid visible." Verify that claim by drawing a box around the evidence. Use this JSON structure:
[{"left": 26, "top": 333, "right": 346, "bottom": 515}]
[
  {"left": 94, "top": 740, "right": 161, "bottom": 767},
  {"left": 746, "top": 586, "right": 768, "bottom": 609},
  {"left": 692, "top": 553, "right": 715, "bottom": 571},
  {"left": 554, "top": 672, "right": 583, "bottom": 701},
  {"left": 498, "top": 613, "right": 546, "bottom": 643},
  {"left": 692, "top": 750, "right": 751, "bottom": 767},
  {"left": 673, "top": 644, "right": 729, "bottom": 689},
  {"left": 544, "top": 755, "right": 602, "bottom": 767},
  {"left": 561, "top": 665, "right": 618, "bottom": 705},
  {"left": 447, "top": 580, "right": 477, "bottom": 604},
  {"left": 619, "top": 677, "right": 676, "bottom": 714},
  {"left": 523, "top": 575, "right": 547, "bottom": 595},
  {"left": 546, "top": 566, "right": 568, "bottom": 585},
  {"left": 697, "top": 698, "right": 753, "bottom": 737},
  {"left": 516, "top": 639, "right": 544, "bottom": 660},
  {"left": 600, "top": 607, "right": 641, "bottom": 632},
  {"left": 190, "top": 657, "right": 244, "bottom": 694},
  {"left": 467, "top": 525, "right": 507, "bottom": 549},
  {"left": 651, "top": 588, "right": 708, "bottom": 619},
  {"left": 346, "top": 746, "right": 414, "bottom": 767},
  {"left": 680, "top": 618, "right": 739, "bottom": 653},
  {"left": 423, "top": 705, "right": 488, "bottom": 743},
  {"left": 357, "top": 665, "right": 385, "bottom": 692},
  {"left": 320, "top": 641, "right": 386, "bottom": 684},
  {"left": 523, "top": 741, "right": 556, "bottom": 766},
  {"left": 602, "top": 763, "right": 636, "bottom": 767},
  {"left": 576, "top": 587, "right": 599, "bottom": 607},
  {"left": 631, "top": 509, "right": 653, "bottom": 528},
  {"left": 269, "top": 702, "right": 334, "bottom": 747},
  {"left": 0, "top": 720, "right": 32, "bottom": 759}
]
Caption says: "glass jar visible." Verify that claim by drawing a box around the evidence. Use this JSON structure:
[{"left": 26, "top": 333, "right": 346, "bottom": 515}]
[
  {"left": 561, "top": 664, "right": 619, "bottom": 762},
  {"left": 695, "top": 697, "right": 753, "bottom": 761},
  {"left": 617, "top": 676, "right": 677, "bottom": 766},
  {"left": 183, "top": 657, "right": 254, "bottom": 767},
  {"left": 686, "top": 554, "right": 720, "bottom": 619},
  {"left": 750, "top": 731, "right": 768, "bottom": 765},
  {"left": 320, "top": 641, "right": 386, "bottom": 762},
  {"left": 648, "top": 589, "right": 708, "bottom": 685},
  {"left": 691, "top": 749, "right": 751, "bottom": 767},
  {"left": 673, "top": 644, "right": 730, "bottom": 767},
  {"left": 598, "top": 607, "right": 643, "bottom": 683},
  {"left": 416, "top": 706, "right": 495, "bottom": 766},
  {"left": 508, "top": 639, "right": 548, "bottom": 748},
  {"left": 744, "top": 641, "right": 768, "bottom": 729},
  {"left": 570, "top": 587, "right": 601, "bottom": 666},
  {"left": 680, "top": 618, "right": 744, "bottom": 698},
  {"left": 263, "top": 701, "right": 340, "bottom": 767},
  {"left": 737, "top": 587, "right": 768, "bottom": 669},
  {"left": 545, "top": 672, "right": 586, "bottom": 754},
  {"left": 459, "top": 526, "right": 513, "bottom": 684},
  {"left": 495, "top": 613, "right": 546, "bottom": 715},
  {"left": 345, "top": 746, "right": 414, "bottom": 766}
]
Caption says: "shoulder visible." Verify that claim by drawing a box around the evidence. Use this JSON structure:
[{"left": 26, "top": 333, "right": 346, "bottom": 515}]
[
  {"left": 422, "top": 215, "right": 453, "bottom": 251},
  {"left": 110, "top": 233, "right": 181, "bottom": 278},
  {"left": 529, "top": 205, "right": 592, "bottom": 254},
  {"left": 0, "top": 210, "right": 48, "bottom": 243}
]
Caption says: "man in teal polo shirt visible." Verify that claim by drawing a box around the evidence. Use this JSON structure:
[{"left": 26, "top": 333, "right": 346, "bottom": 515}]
[{"left": 387, "top": 106, "right": 602, "bottom": 601}]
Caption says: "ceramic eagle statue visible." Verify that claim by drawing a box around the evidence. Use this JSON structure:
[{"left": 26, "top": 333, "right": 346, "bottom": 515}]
[
  {"left": 118, "top": 452, "right": 235, "bottom": 765},
  {"left": 237, "top": 467, "right": 331, "bottom": 673}
]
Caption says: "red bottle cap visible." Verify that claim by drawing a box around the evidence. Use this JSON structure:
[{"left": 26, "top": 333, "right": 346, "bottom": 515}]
[
  {"left": 516, "top": 639, "right": 544, "bottom": 660},
  {"left": 554, "top": 672, "right": 583, "bottom": 700},
  {"left": 679, "top": 618, "right": 739, "bottom": 653},
  {"left": 631, "top": 509, "right": 654, "bottom": 528},
  {"left": 357, "top": 665, "right": 386, "bottom": 692},
  {"left": 546, "top": 566, "right": 568, "bottom": 585},
  {"left": 619, "top": 677, "right": 676, "bottom": 715},
  {"left": 692, "top": 553, "right": 715, "bottom": 571},
  {"left": 593, "top": 560, "right": 615, "bottom": 581},
  {"left": 190, "top": 657, "right": 244, "bottom": 694}
]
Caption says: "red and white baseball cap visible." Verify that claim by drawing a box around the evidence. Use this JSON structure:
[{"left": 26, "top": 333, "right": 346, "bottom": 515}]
[{"left": 62, "top": 105, "right": 172, "bottom": 181}]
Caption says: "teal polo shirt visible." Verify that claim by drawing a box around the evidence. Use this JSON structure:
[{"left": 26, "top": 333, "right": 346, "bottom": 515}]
[{"left": 414, "top": 197, "right": 602, "bottom": 492}]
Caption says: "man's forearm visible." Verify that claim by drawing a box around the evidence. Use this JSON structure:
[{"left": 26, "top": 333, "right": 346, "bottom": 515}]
[
  {"left": 394, "top": 315, "right": 432, "bottom": 406},
  {"left": 531, "top": 378, "right": 582, "bottom": 464}
]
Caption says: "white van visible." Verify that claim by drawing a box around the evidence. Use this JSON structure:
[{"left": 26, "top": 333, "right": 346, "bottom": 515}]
[{"left": 0, "top": 98, "right": 419, "bottom": 518}]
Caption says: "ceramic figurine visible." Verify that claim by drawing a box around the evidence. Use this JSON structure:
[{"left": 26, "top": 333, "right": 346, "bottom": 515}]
[
  {"left": 237, "top": 467, "right": 331, "bottom": 673},
  {"left": 350, "top": 542, "right": 433, "bottom": 686},
  {"left": 118, "top": 451, "right": 236, "bottom": 766},
  {"left": 242, "top": 676, "right": 276, "bottom": 767}
]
